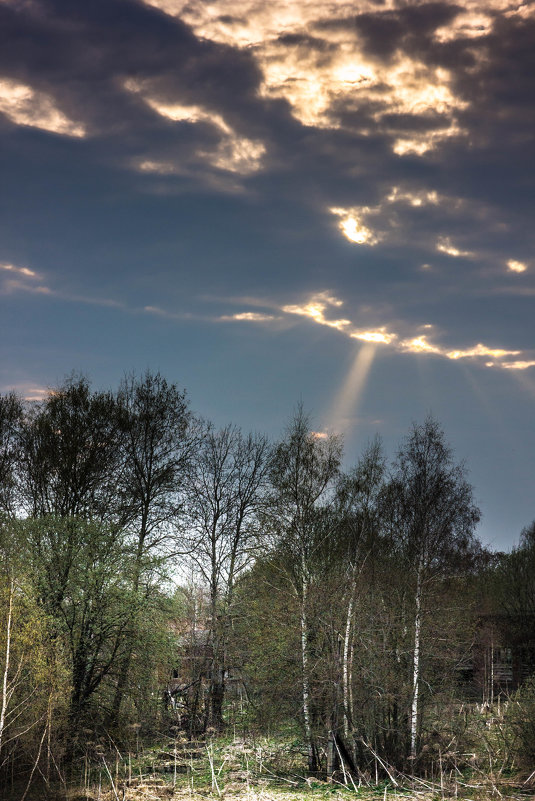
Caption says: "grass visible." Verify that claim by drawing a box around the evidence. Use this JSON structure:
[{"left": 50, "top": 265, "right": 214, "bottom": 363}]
[{"left": 58, "top": 730, "right": 535, "bottom": 801}]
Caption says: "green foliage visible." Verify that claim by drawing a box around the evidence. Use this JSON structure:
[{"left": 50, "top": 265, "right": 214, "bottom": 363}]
[
  {"left": 21, "top": 516, "right": 133, "bottom": 722},
  {"left": 0, "top": 518, "right": 70, "bottom": 783}
]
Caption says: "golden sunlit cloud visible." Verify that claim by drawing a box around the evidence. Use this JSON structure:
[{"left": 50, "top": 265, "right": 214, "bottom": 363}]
[
  {"left": 401, "top": 336, "right": 443, "bottom": 355},
  {"left": 507, "top": 259, "right": 527, "bottom": 273},
  {"left": 282, "top": 291, "right": 351, "bottom": 330},
  {"left": 392, "top": 122, "right": 466, "bottom": 156},
  {"left": 277, "top": 290, "right": 534, "bottom": 370},
  {"left": 329, "top": 185, "right": 467, "bottom": 249},
  {"left": 487, "top": 360, "right": 535, "bottom": 370},
  {"left": 219, "top": 312, "right": 279, "bottom": 322},
  {"left": 447, "top": 344, "right": 521, "bottom": 360},
  {"left": 351, "top": 329, "right": 396, "bottom": 344},
  {"left": 436, "top": 236, "right": 474, "bottom": 257},
  {"left": 139, "top": 0, "right": 472, "bottom": 153},
  {"left": 125, "top": 82, "right": 265, "bottom": 175},
  {"left": 0, "top": 78, "right": 85, "bottom": 137},
  {"left": 329, "top": 207, "right": 380, "bottom": 245}
]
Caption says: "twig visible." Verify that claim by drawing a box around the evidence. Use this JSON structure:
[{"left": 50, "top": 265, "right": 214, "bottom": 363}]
[
  {"left": 101, "top": 755, "right": 121, "bottom": 801},
  {"left": 359, "top": 739, "right": 398, "bottom": 787},
  {"left": 20, "top": 719, "right": 48, "bottom": 801}
]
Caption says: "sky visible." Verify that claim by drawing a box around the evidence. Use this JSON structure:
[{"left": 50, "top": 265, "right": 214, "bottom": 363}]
[{"left": 0, "top": 0, "right": 534, "bottom": 551}]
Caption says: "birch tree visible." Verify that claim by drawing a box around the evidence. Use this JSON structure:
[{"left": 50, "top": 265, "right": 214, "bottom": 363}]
[
  {"left": 387, "top": 417, "right": 480, "bottom": 761},
  {"left": 268, "top": 407, "right": 342, "bottom": 772},
  {"left": 334, "top": 438, "right": 385, "bottom": 746}
]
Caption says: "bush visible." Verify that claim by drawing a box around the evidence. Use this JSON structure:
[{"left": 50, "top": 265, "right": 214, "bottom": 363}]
[{"left": 505, "top": 676, "right": 535, "bottom": 766}]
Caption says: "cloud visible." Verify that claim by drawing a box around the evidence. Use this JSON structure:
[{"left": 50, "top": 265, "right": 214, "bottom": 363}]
[
  {"left": 1, "top": 261, "right": 52, "bottom": 296},
  {"left": 282, "top": 292, "right": 352, "bottom": 330},
  {"left": 218, "top": 312, "right": 280, "bottom": 322},
  {"left": 351, "top": 329, "right": 397, "bottom": 345},
  {"left": 492, "top": 360, "right": 535, "bottom": 370},
  {"left": 507, "top": 259, "right": 527, "bottom": 273},
  {"left": 329, "top": 207, "right": 381, "bottom": 245},
  {"left": 125, "top": 82, "right": 266, "bottom": 175},
  {"left": 327, "top": 187, "right": 484, "bottom": 260},
  {"left": 436, "top": 236, "right": 474, "bottom": 258},
  {"left": 1, "top": 381, "right": 49, "bottom": 402},
  {"left": 277, "top": 289, "right": 535, "bottom": 370},
  {"left": 142, "top": 0, "right": 470, "bottom": 151},
  {"left": 1, "top": 258, "right": 126, "bottom": 310},
  {"left": 1, "top": 262, "right": 40, "bottom": 279},
  {"left": 0, "top": 77, "right": 86, "bottom": 137}
]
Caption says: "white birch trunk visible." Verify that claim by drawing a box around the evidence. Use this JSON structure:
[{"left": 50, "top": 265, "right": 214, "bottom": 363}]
[
  {"left": 300, "top": 564, "right": 315, "bottom": 771},
  {"left": 410, "top": 563, "right": 423, "bottom": 759},
  {"left": 0, "top": 578, "right": 14, "bottom": 756},
  {"left": 342, "top": 592, "right": 355, "bottom": 739}
]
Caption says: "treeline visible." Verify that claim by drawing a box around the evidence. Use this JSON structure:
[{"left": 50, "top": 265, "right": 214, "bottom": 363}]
[{"left": 0, "top": 372, "right": 534, "bottom": 789}]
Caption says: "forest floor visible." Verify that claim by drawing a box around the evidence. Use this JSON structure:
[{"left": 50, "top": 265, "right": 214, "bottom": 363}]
[{"left": 50, "top": 735, "right": 535, "bottom": 801}]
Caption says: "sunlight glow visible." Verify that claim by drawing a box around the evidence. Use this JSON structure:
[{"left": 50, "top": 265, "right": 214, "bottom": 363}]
[
  {"left": 278, "top": 290, "right": 533, "bottom": 371},
  {"left": 489, "top": 360, "right": 535, "bottom": 370},
  {"left": 330, "top": 207, "right": 379, "bottom": 245},
  {"left": 0, "top": 78, "right": 85, "bottom": 137},
  {"left": 351, "top": 329, "right": 396, "bottom": 344},
  {"left": 393, "top": 123, "right": 465, "bottom": 156},
  {"left": 401, "top": 336, "right": 443, "bottom": 355},
  {"left": 507, "top": 259, "right": 527, "bottom": 273},
  {"left": 436, "top": 237, "right": 474, "bottom": 257},
  {"left": 327, "top": 344, "right": 376, "bottom": 433},
  {"left": 282, "top": 292, "right": 351, "bottom": 330},
  {"left": 139, "top": 0, "right": 473, "bottom": 152},
  {"left": 447, "top": 344, "right": 521, "bottom": 360},
  {"left": 219, "top": 312, "right": 279, "bottom": 322},
  {"left": 125, "top": 82, "right": 265, "bottom": 174}
]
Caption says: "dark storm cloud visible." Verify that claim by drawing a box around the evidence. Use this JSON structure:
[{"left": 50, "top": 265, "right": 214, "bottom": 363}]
[
  {"left": 0, "top": 0, "right": 533, "bottom": 330},
  {"left": 353, "top": 3, "right": 462, "bottom": 59},
  {"left": 0, "top": 0, "right": 282, "bottom": 175}
]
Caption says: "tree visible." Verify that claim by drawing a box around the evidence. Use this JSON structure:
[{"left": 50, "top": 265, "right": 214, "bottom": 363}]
[
  {"left": 267, "top": 406, "right": 342, "bottom": 771},
  {"left": 182, "top": 423, "right": 269, "bottom": 729},
  {"left": 24, "top": 516, "right": 131, "bottom": 726},
  {"left": 331, "top": 438, "right": 386, "bottom": 762},
  {"left": 18, "top": 376, "right": 121, "bottom": 521},
  {"left": 386, "top": 417, "right": 480, "bottom": 760},
  {"left": 488, "top": 521, "right": 535, "bottom": 683},
  {"left": 0, "top": 517, "right": 68, "bottom": 792},
  {"left": 109, "top": 371, "right": 197, "bottom": 723},
  {"left": 0, "top": 393, "right": 23, "bottom": 516}
]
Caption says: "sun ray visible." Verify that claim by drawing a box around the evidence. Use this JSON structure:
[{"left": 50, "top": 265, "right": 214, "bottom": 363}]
[
  {"left": 326, "top": 344, "right": 376, "bottom": 435},
  {"left": 508, "top": 369, "right": 535, "bottom": 401}
]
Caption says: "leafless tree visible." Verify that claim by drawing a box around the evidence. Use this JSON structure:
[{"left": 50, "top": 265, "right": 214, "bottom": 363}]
[{"left": 182, "top": 423, "right": 270, "bottom": 728}]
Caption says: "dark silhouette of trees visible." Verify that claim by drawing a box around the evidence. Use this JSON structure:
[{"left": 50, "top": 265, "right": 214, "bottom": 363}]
[{"left": 182, "top": 423, "right": 269, "bottom": 729}]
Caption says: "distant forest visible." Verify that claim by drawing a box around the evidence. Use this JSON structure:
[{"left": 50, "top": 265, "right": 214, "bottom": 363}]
[{"left": 1, "top": 372, "right": 534, "bottom": 792}]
